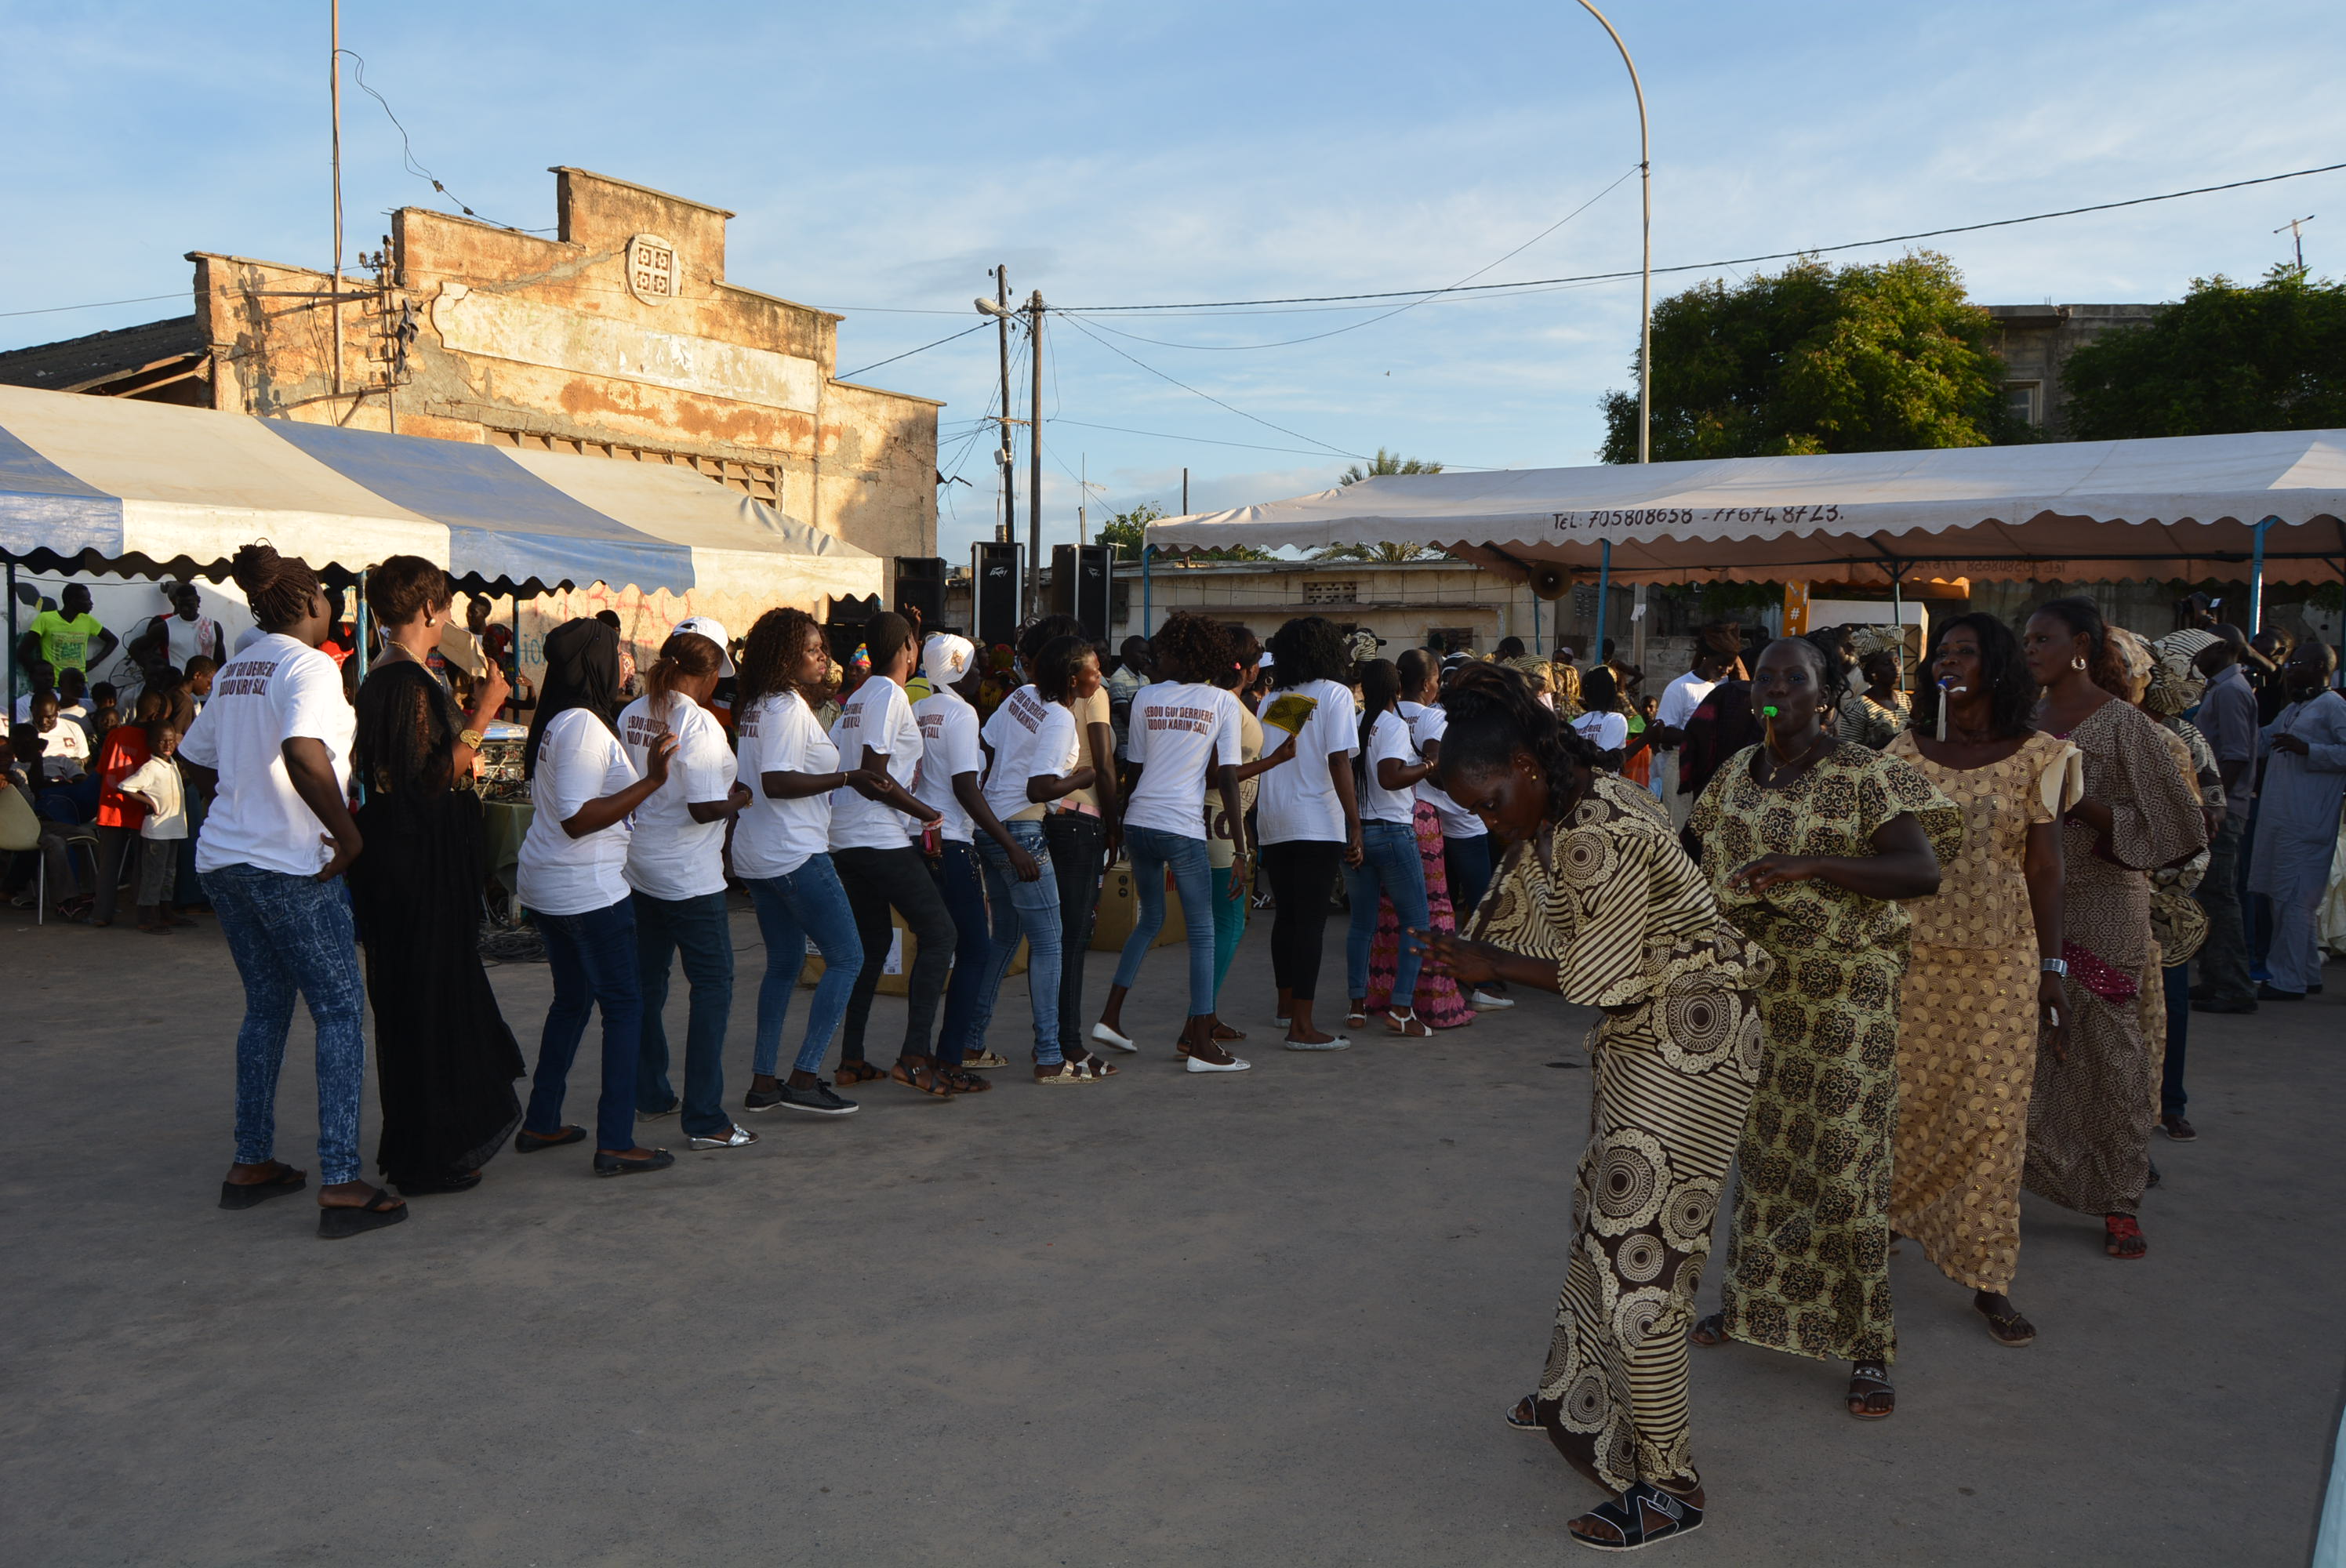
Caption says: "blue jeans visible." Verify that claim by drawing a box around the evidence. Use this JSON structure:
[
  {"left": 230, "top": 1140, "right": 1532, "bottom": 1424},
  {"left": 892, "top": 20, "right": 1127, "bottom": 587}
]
[
  {"left": 975, "top": 822, "right": 1066, "bottom": 1063},
  {"left": 527, "top": 896, "right": 642, "bottom": 1155},
  {"left": 1211, "top": 863, "right": 1247, "bottom": 997},
  {"left": 1444, "top": 833, "right": 1494, "bottom": 927},
  {"left": 206, "top": 863, "right": 368, "bottom": 1185},
  {"left": 931, "top": 841, "right": 996, "bottom": 1067},
  {"left": 1346, "top": 819, "right": 1429, "bottom": 1009},
  {"left": 2161, "top": 960, "right": 2189, "bottom": 1120},
  {"left": 744, "top": 855, "right": 862, "bottom": 1080},
  {"left": 1113, "top": 824, "right": 1216, "bottom": 1018},
  {"left": 632, "top": 888, "right": 735, "bottom": 1138}
]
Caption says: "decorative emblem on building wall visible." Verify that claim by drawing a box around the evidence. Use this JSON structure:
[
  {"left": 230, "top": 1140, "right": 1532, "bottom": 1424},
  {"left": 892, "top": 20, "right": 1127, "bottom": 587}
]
[{"left": 626, "top": 234, "right": 677, "bottom": 303}]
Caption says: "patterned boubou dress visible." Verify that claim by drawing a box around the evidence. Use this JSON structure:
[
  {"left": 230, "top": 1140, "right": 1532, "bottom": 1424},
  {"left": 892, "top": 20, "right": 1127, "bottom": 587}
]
[
  {"left": 1687, "top": 743, "right": 1963, "bottom": 1367},
  {"left": 1473, "top": 774, "right": 1773, "bottom": 1495}
]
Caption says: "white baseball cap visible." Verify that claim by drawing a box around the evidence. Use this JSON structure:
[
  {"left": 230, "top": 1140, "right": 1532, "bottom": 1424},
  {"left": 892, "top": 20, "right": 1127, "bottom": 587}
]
[
  {"left": 925, "top": 633, "right": 976, "bottom": 683},
  {"left": 671, "top": 615, "right": 735, "bottom": 677}
]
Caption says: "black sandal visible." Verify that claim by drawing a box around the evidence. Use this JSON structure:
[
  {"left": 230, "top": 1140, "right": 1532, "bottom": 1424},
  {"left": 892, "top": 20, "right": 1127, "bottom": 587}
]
[
  {"left": 1505, "top": 1394, "right": 1542, "bottom": 1432},
  {"left": 1847, "top": 1363, "right": 1895, "bottom": 1420},
  {"left": 939, "top": 1069, "right": 993, "bottom": 1094},
  {"left": 1976, "top": 1300, "right": 2036, "bottom": 1348},
  {"left": 219, "top": 1162, "right": 307, "bottom": 1210},
  {"left": 1689, "top": 1313, "right": 1728, "bottom": 1348},
  {"left": 318, "top": 1186, "right": 408, "bottom": 1240},
  {"left": 1570, "top": 1482, "right": 1704, "bottom": 1551},
  {"left": 835, "top": 1060, "right": 885, "bottom": 1087}
]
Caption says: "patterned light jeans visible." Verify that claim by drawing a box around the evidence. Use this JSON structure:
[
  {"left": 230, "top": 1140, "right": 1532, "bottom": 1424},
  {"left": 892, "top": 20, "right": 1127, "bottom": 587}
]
[{"left": 204, "top": 862, "right": 368, "bottom": 1186}]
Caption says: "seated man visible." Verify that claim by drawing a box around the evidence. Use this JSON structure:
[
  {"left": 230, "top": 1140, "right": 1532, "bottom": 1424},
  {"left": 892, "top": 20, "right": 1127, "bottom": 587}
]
[
  {"left": 23, "top": 693, "right": 96, "bottom": 821},
  {"left": 2, "top": 729, "right": 97, "bottom": 916},
  {"left": 12, "top": 659, "right": 56, "bottom": 724}
]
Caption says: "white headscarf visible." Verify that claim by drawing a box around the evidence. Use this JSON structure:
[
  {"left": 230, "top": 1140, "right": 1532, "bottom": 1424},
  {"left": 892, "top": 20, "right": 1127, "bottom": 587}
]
[{"left": 924, "top": 633, "right": 975, "bottom": 685}]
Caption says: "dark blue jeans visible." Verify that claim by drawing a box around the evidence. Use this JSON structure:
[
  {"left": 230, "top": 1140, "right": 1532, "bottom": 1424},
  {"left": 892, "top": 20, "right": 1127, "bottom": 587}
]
[
  {"left": 1444, "top": 833, "right": 1494, "bottom": 927},
  {"left": 2192, "top": 815, "right": 2253, "bottom": 1005},
  {"left": 745, "top": 855, "right": 863, "bottom": 1079},
  {"left": 2161, "top": 960, "right": 2189, "bottom": 1120},
  {"left": 205, "top": 862, "right": 367, "bottom": 1185},
  {"left": 526, "top": 896, "right": 642, "bottom": 1155},
  {"left": 632, "top": 888, "right": 735, "bottom": 1138},
  {"left": 931, "top": 840, "right": 995, "bottom": 1068},
  {"left": 1345, "top": 818, "right": 1429, "bottom": 1008}
]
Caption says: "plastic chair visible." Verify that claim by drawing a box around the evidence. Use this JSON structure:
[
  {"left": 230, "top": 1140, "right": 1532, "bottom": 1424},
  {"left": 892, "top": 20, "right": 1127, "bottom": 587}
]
[{"left": 0, "top": 784, "right": 97, "bottom": 925}]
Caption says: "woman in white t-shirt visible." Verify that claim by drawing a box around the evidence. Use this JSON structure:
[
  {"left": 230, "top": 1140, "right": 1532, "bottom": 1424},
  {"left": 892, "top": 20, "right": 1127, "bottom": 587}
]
[
  {"left": 825, "top": 612, "right": 956, "bottom": 1094},
  {"left": 1253, "top": 615, "right": 1364, "bottom": 1051},
  {"left": 514, "top": 618, "right": 679, "bottom": 1178},
  {"left": 1093, "top": 613, "right": 1253, "bottom": 1070},
  {"left": 1204, "top": 630, "right": 1297, "bottom": 1017},
  {"left": 176, "top": 544, "right": 394, "bottom": 1237},
  {"left": 1569, "top": 665, "right": 1633, "bottom": 771},
  {"left": 1342, "top": 659, "right": 1435, "bottom": 1036},
  {"left": 969, "top": 633, "right": 1113, "bottom": 1082},
  {"left": 616, "top": 623, "right": 757, "bottom": 1152},
  {"left": 733, "top": 608, "right": 872, "bottom": 1118}
]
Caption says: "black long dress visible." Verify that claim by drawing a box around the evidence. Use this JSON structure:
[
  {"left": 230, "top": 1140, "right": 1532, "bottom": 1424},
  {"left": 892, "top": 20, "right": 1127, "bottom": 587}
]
[{"left": 350, "top": 659, "right": 525, "bottom": 1185}]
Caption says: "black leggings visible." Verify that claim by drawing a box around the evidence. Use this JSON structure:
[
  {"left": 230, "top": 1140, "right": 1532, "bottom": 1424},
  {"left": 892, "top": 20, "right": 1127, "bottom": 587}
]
[
  {"left": 1260, "top": 840, "right": 1344, "bottom": 1002},
  {"left": 833, "top": 844, "right": 957, "bottom": 1063}
]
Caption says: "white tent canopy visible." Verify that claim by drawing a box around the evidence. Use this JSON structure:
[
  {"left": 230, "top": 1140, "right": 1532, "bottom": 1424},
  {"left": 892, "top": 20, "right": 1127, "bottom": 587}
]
[{"left": 1148, "top": 429, "right": 2346, "bottom": 588}]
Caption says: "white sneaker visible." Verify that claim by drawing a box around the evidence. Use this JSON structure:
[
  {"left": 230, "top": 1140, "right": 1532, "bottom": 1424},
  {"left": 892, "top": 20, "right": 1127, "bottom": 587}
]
[
  {"left": 1186, "top": 1053, "right": 1251, "bottom": 1073},
  {"left": 1470, "top": 989, "right": 1514, "bottom": 1011},
  {"left": 1091, "top": 1022, "right": 1138, "bottom": 1053}
]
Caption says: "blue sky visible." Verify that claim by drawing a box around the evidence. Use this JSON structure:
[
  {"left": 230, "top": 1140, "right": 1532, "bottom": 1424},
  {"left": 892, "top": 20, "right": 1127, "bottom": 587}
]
[{"left": 5, "top": 0, "right": 2344, "bottom": 562}]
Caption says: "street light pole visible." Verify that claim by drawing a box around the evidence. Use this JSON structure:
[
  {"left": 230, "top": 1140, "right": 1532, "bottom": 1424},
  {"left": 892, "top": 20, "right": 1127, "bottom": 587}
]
[{"left": 1576, "top": 0, "right": 1650, "bottom": 670}]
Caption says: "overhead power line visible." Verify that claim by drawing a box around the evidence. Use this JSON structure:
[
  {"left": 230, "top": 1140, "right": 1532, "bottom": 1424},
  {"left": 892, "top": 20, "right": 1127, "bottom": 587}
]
[
  {"left": 1062, "top": 158, "right": 2346, "bottom": 313},
  {"left": 1055, "top": 312, "right": 1368, "bottom": 462},
  {"left": 837, "top": 319, "right": 994, "bottom": 381}
]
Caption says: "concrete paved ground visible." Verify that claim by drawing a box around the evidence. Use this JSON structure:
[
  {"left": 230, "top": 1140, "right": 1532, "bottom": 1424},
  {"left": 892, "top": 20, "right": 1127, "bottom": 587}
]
[{"left": 3, "top": 900, "right": 2341, "bottom": 1566}]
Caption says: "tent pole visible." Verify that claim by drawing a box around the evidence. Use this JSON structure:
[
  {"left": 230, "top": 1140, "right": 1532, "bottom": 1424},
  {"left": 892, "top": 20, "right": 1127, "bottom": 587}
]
[
  {"left": 1592, "top": 539, "right": 1611, "bottom": 666},
  {"left": 1142, "top": 542, "right": 1153, "bottom": 637},
  {"left": 4, "top": 552, "right": 16, "bottom": 712},
  {"left": 354, "top": 569, "right": 369, "bottom": 685},
  {"left": 2250, "top": 516, "right": 2272, "bottom": 633}
]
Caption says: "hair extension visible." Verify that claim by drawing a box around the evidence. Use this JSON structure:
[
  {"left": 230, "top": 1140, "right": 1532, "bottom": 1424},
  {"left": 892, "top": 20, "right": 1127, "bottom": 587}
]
[
  {"left": 1395, "top": 647, "right": 1434, "bottom": 697},
  {"left": 1265, "top": 615, "right": 1351, "bottom": 688},
  {"left": 1354, "top": 658, "right": 1400, "bottom": 788},
  {"left": 363, "top": 554, "right": 451, "bottom": 627},
  {"left": 1434, "top": 662, "right": 1598, "bottom": 823},
  {"left": 645, "top": 627, "right": 726, "bottom": 706},
  {"left": 230, "top": 541, "right": 322, "bottom": 632},
  {"left": 2029, "top": 594, "right": 2126, "bottom": 696},
  {"left": 735, "top": 607, "right": 822, "bottom": 711},
  {"left": 1767, "top": 635, "right": 1848, "bottom": 711},
  {"left": 1911, "top": 612, "right": 2036, "bottom": 740},
  {"left": 1031, "top": 634, "right": 1092, "bottom": 705}
]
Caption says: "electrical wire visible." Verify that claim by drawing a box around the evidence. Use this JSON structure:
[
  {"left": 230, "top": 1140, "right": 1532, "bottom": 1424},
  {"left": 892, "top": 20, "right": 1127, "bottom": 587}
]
[
  {"left": 1062, "top": 158, "right": 2346, "bottom": 312},
  {"left": 338, "top": 50, "right": 524, "bottom": 230},
  {"left": 0, "top": 292, "right": 187, "bottom": 319},
  {"left": 837, "top": 318, "right": 993, "bottom": 382},
  {"left": 1056, "top": 313, "right": 1367, "bottom": 462},
  {"left": 1060, "top": 164, "right": 1640, "bottom": 350}
]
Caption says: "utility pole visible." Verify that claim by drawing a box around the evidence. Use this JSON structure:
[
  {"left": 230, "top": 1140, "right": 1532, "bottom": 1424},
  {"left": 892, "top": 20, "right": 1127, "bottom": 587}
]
[
  {"left": 993, "top": 265, "right": 1014, "bottom": 546},
  {"left": 1027, "top": 290, "right": 1044, "bottom": 620},
  {"left": 2276, "top": 215, "right": 2315, "bottom": 270},
  {"left": 1182, "top": 467, "right": 1189, "bottom": 517},
  {"left": 329, "top": 0, "right": 344, "bottom": 398},
  {"left": 1079, "top": 454, "right": 1088, "bottom": 546}
]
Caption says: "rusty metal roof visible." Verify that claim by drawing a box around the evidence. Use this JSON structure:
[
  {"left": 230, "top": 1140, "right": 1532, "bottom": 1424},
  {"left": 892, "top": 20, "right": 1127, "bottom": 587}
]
[{"left": 0, "top": 315, "right": 205, "bottom": 394}]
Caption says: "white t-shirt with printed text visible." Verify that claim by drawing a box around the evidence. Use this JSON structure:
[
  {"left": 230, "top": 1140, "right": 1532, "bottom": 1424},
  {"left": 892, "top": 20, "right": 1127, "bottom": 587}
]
[
  {"left": 827, "top": 677, "right": 925, "bottom": 851},
  {"left": 1255, "top": 678, "right": 1360, "bottom": 845},
  {"left": 733, "top": 691, "right": 839, "bottom": 879},
  {"left": 178, "top": 632, "right": 354, "bottom": 878},
  {"left": 616, "top": 691, "right": 736, "bottom": 902},
  {"left": 1124, "top": 681, "right": 1243, "bottom": 840},
  {"left": 518, "top": 706, "right": 638, "bottom": 916},
  {"left": 982, "top": 686, "right": 1079, "bottom": 826},
  {"left": 913, "top": 688, "right": 983, "bottom": 844}
]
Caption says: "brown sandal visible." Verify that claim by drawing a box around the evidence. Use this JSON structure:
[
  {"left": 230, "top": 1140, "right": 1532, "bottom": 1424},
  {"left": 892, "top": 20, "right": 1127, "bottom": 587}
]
[
  {"left": 1846, "top": 1363, "right": 1894, "bottom": 1420},
  {"left": 835, "top": 1061, "right": 885, "bottom": 1087},
  {"left": 891, "top": 1060, "right": 954, "bottom": 1098},
  {"left": 939, "top": 1069, "right": 993, "bottom": 1094},
  {"left": 1036, "top": 1058, "right": 1117, "bottom": 1083}
]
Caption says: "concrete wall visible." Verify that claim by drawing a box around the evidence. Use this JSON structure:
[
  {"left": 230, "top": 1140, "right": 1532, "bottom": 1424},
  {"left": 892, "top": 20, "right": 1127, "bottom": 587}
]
[
  {"left": 1985, "top": 303, "right": 2163, "bottom": 436},
  {"left": 191, "top": 167, "right": 938, "bottom": 574},
  {"left": 1109, "top": 559, "right": 1546, "bottom": 653}
]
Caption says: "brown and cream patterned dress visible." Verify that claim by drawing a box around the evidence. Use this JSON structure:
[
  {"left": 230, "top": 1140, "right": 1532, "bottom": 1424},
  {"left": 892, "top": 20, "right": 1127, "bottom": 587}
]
[
  {"left": 1473, "top": 774, "right": 1771, "bottom": 1495},
  {"left": 1884, "top": 731, "right": 2081, "bottom": 1292},
  {"left": 1688, "top": 742, "right": 1963, "bottom": 1367},
  {"left": 2024, "top": 700, "right": 2206, "bottom": 1215}
]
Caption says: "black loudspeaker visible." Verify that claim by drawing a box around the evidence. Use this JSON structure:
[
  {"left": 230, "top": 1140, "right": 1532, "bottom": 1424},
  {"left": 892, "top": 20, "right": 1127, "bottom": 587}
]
[
  {"left": 971, "top": 542, "right": 1021, "bottom": 648},
  {"left": 1050, "top": 543, "right": 1113, "bottom": 641},
  {"left": 823, "top": 593, "right": 882, "bottom": 667},
  {"left": 893, "top": 556, "right": 946, "bottom": 632}
]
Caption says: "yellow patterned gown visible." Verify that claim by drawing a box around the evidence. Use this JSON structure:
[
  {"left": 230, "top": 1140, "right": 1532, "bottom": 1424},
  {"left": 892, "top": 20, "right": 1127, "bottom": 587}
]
[
  {"left": 1473, "top": 775, "right": 1772, "bottom": 1495},
  {"left": 1689, "top": 743, "right": 1963, "bottom": 1367},
  {"left": 1884, "top": 731, "right": 2081, "bottom": 1293}
]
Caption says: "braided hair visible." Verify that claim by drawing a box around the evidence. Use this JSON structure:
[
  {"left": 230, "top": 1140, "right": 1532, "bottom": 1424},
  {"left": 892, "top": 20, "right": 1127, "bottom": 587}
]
[
  {"left": 735, "top": 607, "right": 823, "bottom": 710},
  {"left": 1435, "top": 662, "right": 1599, "bottom": 824},
  {"left": 231, "top": 542, "right": 322, "bottom": 632},
  {"left": 1355, "top": 657, "right": 1400, "bottom": 786},
  {"left": 2029, "top": 594, "right": 2126, "bottom": 696}
]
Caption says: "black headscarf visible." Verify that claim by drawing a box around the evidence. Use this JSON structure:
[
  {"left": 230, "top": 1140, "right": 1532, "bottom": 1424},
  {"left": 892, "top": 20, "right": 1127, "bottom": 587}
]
[{"left": 525, "top": 617, "right": 621, "bottom": 777}]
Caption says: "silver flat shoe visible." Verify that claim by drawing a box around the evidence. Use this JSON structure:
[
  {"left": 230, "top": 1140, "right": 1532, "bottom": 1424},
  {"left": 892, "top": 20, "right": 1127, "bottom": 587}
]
[
  {"left": 687, "top": 1123, "right": 760, "bottom": 1150},
  {"left": 1282, "top": 1036, "right": 1351, "bottom": 1051}
]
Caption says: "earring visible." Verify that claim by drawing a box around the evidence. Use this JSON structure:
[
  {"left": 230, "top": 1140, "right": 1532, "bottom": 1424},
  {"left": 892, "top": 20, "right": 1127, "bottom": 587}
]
[{"left": 2071, "top": 656, "right": 2087, "bottom": 671}]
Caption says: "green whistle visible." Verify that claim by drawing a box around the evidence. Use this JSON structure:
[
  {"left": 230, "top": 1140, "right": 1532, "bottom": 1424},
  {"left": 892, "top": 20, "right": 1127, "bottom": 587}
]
[{"left": 1762, "top": 705, "right": 1781, "bottom": 717}]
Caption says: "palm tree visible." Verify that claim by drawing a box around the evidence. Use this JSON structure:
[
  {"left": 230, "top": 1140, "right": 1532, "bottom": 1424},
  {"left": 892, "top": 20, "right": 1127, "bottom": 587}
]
[{"left": 1318, "top": 449, "right": 1444, "bottom": 561}]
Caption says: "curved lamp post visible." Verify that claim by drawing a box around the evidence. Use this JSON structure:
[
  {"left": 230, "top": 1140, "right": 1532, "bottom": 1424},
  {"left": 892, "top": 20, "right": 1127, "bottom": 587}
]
[{"left": 1575, "top": 0, "right": 1651, "bottom": 665}]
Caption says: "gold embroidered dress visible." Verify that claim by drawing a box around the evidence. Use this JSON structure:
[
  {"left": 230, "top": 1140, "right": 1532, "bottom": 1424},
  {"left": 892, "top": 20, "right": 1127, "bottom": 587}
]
[
  {"left": 1688, "top": 743, "right": 1962, "bottom": 1367},
  {"left": 1473, "top": 775, "right": 1771, "bottom": 1495},
  {"left": 1883, "top": 731, "right": 2081, "bottom": 1292}
]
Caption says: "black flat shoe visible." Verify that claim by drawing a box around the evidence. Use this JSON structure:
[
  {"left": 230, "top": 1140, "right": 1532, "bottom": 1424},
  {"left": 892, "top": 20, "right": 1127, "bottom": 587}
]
[
  {"left": 593, "top": 1149, "right": 675, "bottom": 1178},
  {"left": 515, "top": 1125, "right": 586, "bottom": 1154},
  {"left": 2257, "top": 983, "right": 2305, "bottom": 1002},
  {"left": 394, "top": 1171, "right": 483, "bottom": 1196}
]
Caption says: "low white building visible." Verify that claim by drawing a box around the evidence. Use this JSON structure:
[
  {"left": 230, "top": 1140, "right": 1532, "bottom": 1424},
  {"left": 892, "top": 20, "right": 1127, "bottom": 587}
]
[{"left": 1109, "top": 556, "right": 1560, "bottom": 656}]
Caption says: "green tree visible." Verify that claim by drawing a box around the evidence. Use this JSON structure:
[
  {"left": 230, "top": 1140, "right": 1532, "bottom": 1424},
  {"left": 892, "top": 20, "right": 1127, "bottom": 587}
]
[
  {"left": 1321, "top": 448, "right": 1444, "bottom": 560},
  {"left": 1600, "top": 252, "right": 2025, "bottom": 462},
  {"left": 1095, "top": 502, "right": 1163, "bottom": 561},
  {"left": 1338, "top": 447, "right": 1445, "bottom": 485},
  {"left": 2059, "top": 266, "right": 2346, "bottom": 439}
]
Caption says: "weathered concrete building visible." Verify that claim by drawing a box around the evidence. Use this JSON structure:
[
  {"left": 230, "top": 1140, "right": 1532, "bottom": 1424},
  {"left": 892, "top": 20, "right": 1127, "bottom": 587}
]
[
  {"left": 1985, "top": 303, "right": 2162, "bottom": 436},
  {"left": 0, "top": 167, "right": 939, "bottom": 576}
]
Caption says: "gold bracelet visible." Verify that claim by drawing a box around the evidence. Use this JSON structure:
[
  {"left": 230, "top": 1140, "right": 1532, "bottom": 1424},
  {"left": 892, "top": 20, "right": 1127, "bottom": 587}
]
[{"left": 459, "top": 728, "right": 485, "bottom": 750}]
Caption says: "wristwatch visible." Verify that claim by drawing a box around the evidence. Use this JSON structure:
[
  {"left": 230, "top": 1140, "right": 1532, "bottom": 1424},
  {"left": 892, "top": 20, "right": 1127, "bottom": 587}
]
[
  {"left": 2039, "top": 957, "right": 2068, "bottom": 976},
  {"left": 459, "top": 727, "right": 485, "bottom": 750}
]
